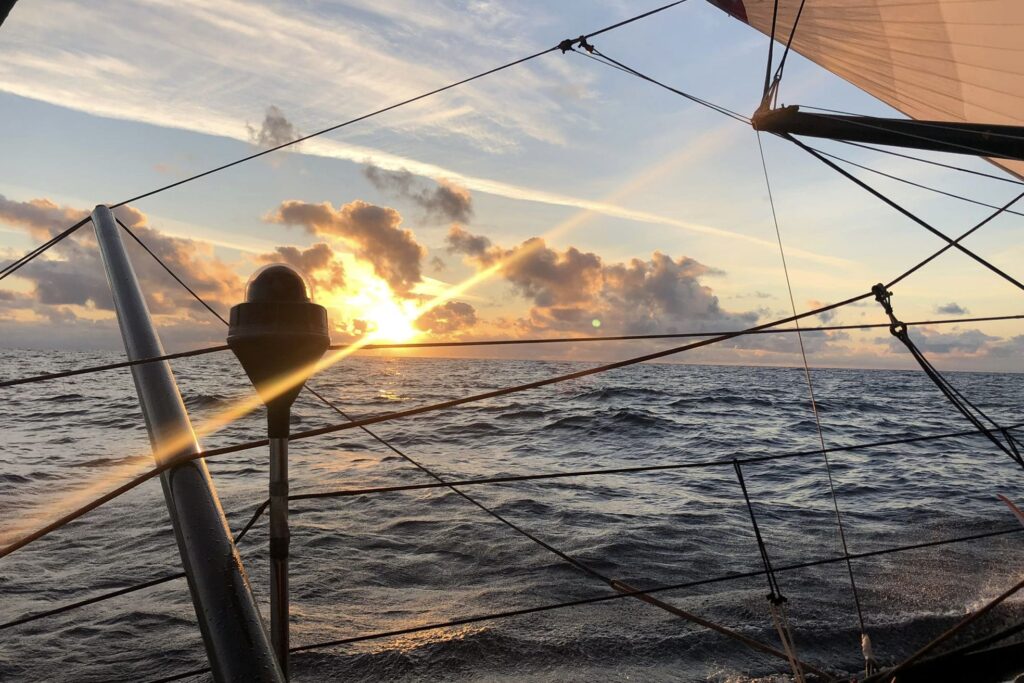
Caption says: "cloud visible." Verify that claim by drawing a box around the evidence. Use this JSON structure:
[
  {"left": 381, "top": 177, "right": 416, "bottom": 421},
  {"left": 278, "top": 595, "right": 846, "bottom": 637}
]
[
  {"left": 364, "top": 165, "right": 473, "bottom": 223},
  {"left": 446, "top": 226, "right": 756, "bottom": 336},
  {"left": 268, "top": 199, "right": 426, "bottom": 295},
  {"left": 936, "top": 302, "right": 970, "bottom": 315},
  {"left": 415, "top": 300, "right": 477, "bottom": 335},
  {"left": 0, "top": 193, "right": 147, "bottom": 242},
  {"left": 257, "top": 242, "right": 345, "bottom": 293},
  {"left": 247, "top": 105, "right": 300, "bottom": 149},
  {"left": 1, "top": 196, "right": 244, "bottom": 322}
]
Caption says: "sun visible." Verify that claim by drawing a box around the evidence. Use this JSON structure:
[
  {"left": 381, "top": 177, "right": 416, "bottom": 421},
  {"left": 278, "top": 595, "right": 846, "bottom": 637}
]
[{"left": 321, "top": 259, "right": 421, "bottom": 344}]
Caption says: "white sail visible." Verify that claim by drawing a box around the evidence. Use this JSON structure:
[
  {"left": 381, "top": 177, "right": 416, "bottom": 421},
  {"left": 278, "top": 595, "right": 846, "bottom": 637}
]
[{"left": 708, "top": 0, "right": 1024, "bottom": 178}]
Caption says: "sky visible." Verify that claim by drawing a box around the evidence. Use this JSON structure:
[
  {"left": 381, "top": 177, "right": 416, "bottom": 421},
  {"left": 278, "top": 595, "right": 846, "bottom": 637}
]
[{"left": 0, "top": 0, "right": 1021, "bottom": 372}]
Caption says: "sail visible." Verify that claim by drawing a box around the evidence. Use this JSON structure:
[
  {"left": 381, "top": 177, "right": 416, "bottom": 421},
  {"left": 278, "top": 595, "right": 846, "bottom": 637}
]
[{"left": 708, "top": 0, "right": 1024, "bottom": 178}]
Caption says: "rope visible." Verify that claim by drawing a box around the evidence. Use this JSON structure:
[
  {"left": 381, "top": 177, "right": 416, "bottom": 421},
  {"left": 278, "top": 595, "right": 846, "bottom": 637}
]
[
  {"left": 873, "top": 285, "right": 1024, "bottom": 469},
  {"left": 734, "top": 459, "right": 807, "bottom": 683},
  {"left": 5, "top": 268, "right": 1017, "bottom": 559},
  {"left": 0, "top": 345, "right": 229, "bottom": 389},
  {"left": 763, "top": 0, "right": 781, "bottom": 98},
  {"left": 6, "top": 187, "right": 1022, "bottom": 558},
  {"left": 0, "top": 217, "right": 91, "bottom": 282},
  {"left": 0, "top": 498, "right": 264, "bottom": 631},
  {"left": 9, "top": 422, "right": 1020, "bottom": 633},
  {"left": 574, "top": 47, "right": 750, "bottom": 124},
  {"left": 835, "top": 140, "right": 1024, "bottom": 188},
  {"left": 116, "top": 218, "right": 229, "bottom": 324},
  {"left": 757, "top": 134, "right": 869, "bottom": 658},
  {"left": 3, "top": 314, "right": 1022, "bottom": 390},
  {"left": 109, "top": 221, "right": 821, "bottom": 668},
  {"left": 146, "top": 526, "right": 1024, "bottom": 683},
  {"left": 767, "top": 0, "right": 807, "bottom": 97},
  {"left": 106, "top": 1, "right": 689, "bottom": 209},
  {"left": 787, "top": 134, "right": 1024, "bottom": 293},
  {"left": 809, "top": 147, "right": 1024, "bottom": 218}
]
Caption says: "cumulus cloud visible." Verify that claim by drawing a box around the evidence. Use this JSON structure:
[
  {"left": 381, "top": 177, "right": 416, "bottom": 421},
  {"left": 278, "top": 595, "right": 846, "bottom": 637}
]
[
  {"left": 446, "top": 226, "right": 755, "bottom": 336},
  {"left": 267, "top": 199, "right": 426, "bottom": 295},
  {"left": 257, "top": 242, "right": 346, "bottom": 293},
  {"left": 936, "top": 302, "right": 970, "bottom": 315},
  {"left": 1, "top": 195, "right": 244, "bottom": 323},
  {"left": 0, "top": 194, "right": 145, "bottom": 240},
  {"left": 247, "top": 105, "right": 300, "bottom": 149},
  {"left": 415, "top": 300, "right": 477, "bottom": 335},
  {"left": 364, "top": 165, "right": 473, "bottom": 224}
]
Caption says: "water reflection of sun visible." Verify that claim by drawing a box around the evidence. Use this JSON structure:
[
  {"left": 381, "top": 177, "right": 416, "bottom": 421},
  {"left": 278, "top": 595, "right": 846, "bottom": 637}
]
[{"left": 321, "top": 260, "right": 420, "bottom": 344}]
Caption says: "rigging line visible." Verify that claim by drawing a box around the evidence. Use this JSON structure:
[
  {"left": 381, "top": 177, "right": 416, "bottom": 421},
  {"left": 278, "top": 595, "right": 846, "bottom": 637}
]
[
  {"left": 108, "top": 0, "right": 690, "bottom": 209},
  {"left": 115, "top": 218, "right": 228, "bottom": 324},
  {"left": 0, "top": 290, "right": 956, "bottom": 560},
  {"left": 885, "top": 190, "right": 1024, "bottom": 289},
  {"left": 75, "top": 226, "right": 813, "bottom": 663},
  {"left": 757, "top": 132, "right": 866, "bottom": 636},
  {"left": 337, "top": 314, "right": 1024, "bottom": 350},
  {"left": 786, "top": 134, "right": 1024, "bottom": 293},
  {"left": 809, "top": 147, "right": 1024, "bottom": 218},
  {"left": 571, "top": 48, "right": 749, "bottom": 124},
  {"left": 582, "top": 48, "right": 751, "bottom": 123},
  {"left": 280, "top": 423, "right": 1024, "bottom": 502},
  {"left": 763, "top": 0, "right": 781, "bottom": 97},
  {"left": 148, "top": 526, "right": 1024, "bottom": 683},
  {"left": 0, "top": 345, "right": 230, "bottom": 389},
  {"left": 7, "top": 265, "right": 1021, "bottom": 561},
  {"left": 0, "top": 217, "right": 91, "bottom": 282},
  {"left": 835, "top": 140, "right": 1024, "bottom": 187},
  {"left": 300, "top": 383, "right": 816, "bottom": 671},
  {"left": 0, "top": 496, "right": 265, "bottom": 631},
  {"left": 16, "top": 500, "right": 1024, "bottom": 643},
  {"left": 769, "top": 0, "right": 808, "bottom": 90},
  {"left": 4, "top": 313, "right": 1023, "bottom": 391},
  {"left": 873, "top": 286, "right": 1022, "bottom": 467},
  {"left": 733, "top": 461, "right": 782, "bottom": 599}
]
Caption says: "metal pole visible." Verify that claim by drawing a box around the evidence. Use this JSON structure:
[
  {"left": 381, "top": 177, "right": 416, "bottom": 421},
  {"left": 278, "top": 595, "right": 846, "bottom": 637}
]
[
  {"left": 91, "top": 205, "right": 284, "bottom": 683},
  {"left": 269, "top": 436, "right": 290, "bottom": 676}
]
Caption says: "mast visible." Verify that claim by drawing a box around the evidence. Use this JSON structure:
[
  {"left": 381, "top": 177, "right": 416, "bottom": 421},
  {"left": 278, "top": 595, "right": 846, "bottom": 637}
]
[{"left": 90, "top": 205, "right": 284, "bottom": 683}]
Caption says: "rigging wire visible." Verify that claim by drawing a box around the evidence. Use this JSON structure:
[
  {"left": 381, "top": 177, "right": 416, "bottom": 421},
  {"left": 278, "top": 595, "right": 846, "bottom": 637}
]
[
  {"left": 0, "top": 0, "right": 694, "bottom": 289},
  {"left": 762, "top": 0, "right": 781, "bottom": 98},
  {"left": 116, "top": 217, "right": 818, "bottom": 672},
  {"left": 7, "top": 223, "right": 1020, "bottom": 561},
  {"left": 834, "top": 140, "right": 1024, "bottom": 188},
  {"left": 807, "top": 146, "right": 1024, "bottom": 219},
  {"left": 873, "top": 285, "right": 1023, "bottom": 468},
  {"left": 784, "top": 133, "right": 1024, "bottom": 293},
  {"left": 756, "top": 133, "right": 869, "bottom": 659},
  {"left": 573, "top": 47, "right": 750, "bottom": 124},
  {"left": 766, "top": 0, "right": 807, "bottom": 97},
  {"left": 0, "top": 497, "right": 263, "bottom": 631},
  {"left": 0, "top": 217, "right": 91, "bottom": 282},
  {"left": 4, "top": 314, "right": 1023, "bottom": 390},
  {"left": 6, "top": 421, "right": 1020, "bottom": 634},
  {"left": 108, "top": 0, "right": 690, "bottom": 210},
  {"left": 146, "top": 525, "right": 1024, "bottom": 683}
]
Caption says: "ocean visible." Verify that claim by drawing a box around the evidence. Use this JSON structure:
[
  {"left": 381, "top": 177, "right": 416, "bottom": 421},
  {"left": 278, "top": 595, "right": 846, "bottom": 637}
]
[{"left": 1, "top": 349, "right": 1022, "bottom": 682}]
